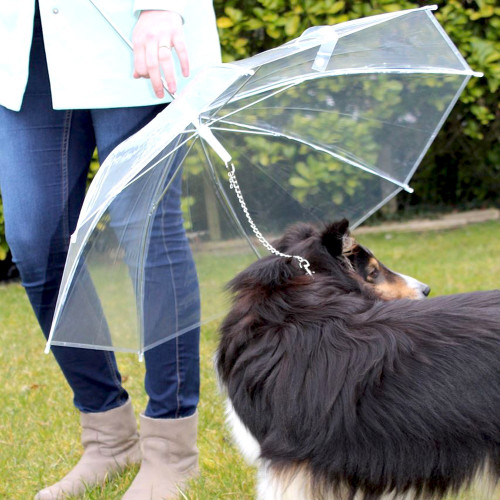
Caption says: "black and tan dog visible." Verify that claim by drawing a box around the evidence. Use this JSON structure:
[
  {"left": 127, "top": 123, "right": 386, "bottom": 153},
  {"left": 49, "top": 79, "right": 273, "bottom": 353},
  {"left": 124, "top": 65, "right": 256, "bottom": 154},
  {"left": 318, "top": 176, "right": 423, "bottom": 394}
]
[{"left": 217, "top": 219, "right": 500, "bottom": 500}]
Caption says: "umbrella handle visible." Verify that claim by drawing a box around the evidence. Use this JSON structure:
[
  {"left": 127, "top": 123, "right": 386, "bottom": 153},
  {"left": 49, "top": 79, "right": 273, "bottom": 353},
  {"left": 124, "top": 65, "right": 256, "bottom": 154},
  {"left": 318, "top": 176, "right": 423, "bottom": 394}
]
[{"left": 197, "top": 124, "right": 233, "bottom": 164}]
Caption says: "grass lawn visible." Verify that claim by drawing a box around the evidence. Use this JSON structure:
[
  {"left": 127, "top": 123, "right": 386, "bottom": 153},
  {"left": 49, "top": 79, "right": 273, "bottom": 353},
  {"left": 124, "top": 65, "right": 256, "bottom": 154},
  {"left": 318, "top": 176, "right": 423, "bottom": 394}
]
[{"left": 1, "top": 220, "right": 499, "bottom": 499}]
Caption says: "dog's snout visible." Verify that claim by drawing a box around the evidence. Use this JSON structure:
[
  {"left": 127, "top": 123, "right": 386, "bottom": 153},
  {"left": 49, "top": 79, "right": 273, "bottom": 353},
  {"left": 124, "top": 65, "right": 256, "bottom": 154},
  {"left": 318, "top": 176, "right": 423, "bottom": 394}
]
[{"left": 397, "top": 273, "right": 431, "bottom": 299}]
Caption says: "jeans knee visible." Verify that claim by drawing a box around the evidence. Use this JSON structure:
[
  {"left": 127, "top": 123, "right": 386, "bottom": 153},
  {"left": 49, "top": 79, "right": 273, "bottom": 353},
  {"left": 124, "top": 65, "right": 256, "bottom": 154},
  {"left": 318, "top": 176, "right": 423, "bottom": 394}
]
[{"left": 7, "top": 228, "right": 67, "bottom": 287}]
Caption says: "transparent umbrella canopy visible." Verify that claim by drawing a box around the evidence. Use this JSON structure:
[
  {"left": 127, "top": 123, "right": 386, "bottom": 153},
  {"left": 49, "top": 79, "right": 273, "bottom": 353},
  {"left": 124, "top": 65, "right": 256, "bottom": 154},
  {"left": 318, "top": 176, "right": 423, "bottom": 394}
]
[{"left": 46, "top": 5, "right": 480, "bottom": 357}]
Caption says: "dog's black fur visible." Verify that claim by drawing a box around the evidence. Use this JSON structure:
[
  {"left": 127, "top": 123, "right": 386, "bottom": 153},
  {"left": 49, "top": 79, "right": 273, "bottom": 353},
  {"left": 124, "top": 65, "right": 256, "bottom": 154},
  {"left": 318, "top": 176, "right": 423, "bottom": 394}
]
[{"left": 217, "top": 220, "right": 500, "bottom": 499}]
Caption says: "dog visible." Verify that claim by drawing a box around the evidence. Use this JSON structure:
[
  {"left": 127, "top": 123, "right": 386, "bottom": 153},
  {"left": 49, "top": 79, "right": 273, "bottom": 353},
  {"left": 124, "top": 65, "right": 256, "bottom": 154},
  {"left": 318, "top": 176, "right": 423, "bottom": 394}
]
[{"left": 216, "top": 219, "right": 500, "bottom": 499}]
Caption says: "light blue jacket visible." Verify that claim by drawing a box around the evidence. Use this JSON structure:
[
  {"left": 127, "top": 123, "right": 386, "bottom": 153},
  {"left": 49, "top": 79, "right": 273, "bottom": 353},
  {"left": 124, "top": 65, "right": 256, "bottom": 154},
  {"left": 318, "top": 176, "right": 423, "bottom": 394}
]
[{"left": 0, "top": 0, "right": 221, "bottom": 111}]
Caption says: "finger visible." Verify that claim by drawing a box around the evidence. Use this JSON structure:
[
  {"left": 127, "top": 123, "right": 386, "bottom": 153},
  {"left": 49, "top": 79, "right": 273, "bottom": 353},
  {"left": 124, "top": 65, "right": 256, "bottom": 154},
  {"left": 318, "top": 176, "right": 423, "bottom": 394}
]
[
  {"left": 172, "top": 32, "right": 190, "bottom": 78},
  {"left": 133, "top": 38, "right": 148, "bottom": 79},
  {"left": 146, "top": 42, "right": 165, "bottom": 98},
  {"left": 159, "top": 44, "right": 177, "bottom": 94}
]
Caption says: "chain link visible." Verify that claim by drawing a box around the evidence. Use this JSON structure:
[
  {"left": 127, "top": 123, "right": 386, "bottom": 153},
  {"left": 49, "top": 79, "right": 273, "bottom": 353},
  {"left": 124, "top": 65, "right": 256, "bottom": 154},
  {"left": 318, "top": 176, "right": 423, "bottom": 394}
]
[{"left": 226, "top": 163, "right": 313, "bottom": 276}]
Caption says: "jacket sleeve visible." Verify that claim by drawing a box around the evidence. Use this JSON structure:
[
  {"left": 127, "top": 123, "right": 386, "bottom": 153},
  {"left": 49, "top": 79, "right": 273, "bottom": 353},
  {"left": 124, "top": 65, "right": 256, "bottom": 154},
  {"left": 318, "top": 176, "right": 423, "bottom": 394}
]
[{"left": 133, "top": 0, "right": 187, "bottom": 18}]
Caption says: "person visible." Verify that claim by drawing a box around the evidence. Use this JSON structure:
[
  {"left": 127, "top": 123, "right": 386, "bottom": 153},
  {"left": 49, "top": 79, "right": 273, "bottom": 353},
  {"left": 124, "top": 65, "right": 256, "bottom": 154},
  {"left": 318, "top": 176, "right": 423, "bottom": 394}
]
[{"left": 0, "top": 1, "right": 220, "bottom": 499}]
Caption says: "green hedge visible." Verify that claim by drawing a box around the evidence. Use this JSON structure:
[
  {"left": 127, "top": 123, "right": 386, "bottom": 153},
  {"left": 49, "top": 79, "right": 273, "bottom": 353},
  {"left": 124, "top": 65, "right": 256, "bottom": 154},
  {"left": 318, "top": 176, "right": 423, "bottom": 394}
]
[{"left": 1, "top": 1, "right": 498, "bottom": 258}]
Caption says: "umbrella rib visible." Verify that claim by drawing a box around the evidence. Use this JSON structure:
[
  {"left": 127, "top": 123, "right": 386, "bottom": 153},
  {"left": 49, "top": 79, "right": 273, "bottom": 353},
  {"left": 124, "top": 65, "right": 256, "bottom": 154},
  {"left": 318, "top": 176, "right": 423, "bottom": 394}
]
[
  {"left": 218, "top": 105, "right": 429, "bottom": 133},
  {"left": 351, "top": 188, "right": 403, "bottom": 229},
  {"left": 208, "top": 132, "right": 405, "bottom": 230},
  {"left": 112, "top": 135, "right": 197, "bottom": 203},
  {"left": 78, "top": 133, "right": 198, "bottom": 228},
  {"left": 136, "top": 143, "right": 188, "bottom": 354},
  {"left": 149, "top": 138, "right": 198, "bottom": 210},
  {"left": 402, "top": 73, "right": 472, "bottom": 188},
  {"left": 204, "top": 66, "right": 476, "bottom": 133},
  {"left": 204, "top": 81, "right": 300, "bottom": 128},
  {"left": 206, "top": 127, "right": 277, "bottom": 136},
  {"left": 216, "top": 118, "right": 413, "bottom": 193},
  {"left": 207, "top": 67, "right": 478, "bottom": 115}
]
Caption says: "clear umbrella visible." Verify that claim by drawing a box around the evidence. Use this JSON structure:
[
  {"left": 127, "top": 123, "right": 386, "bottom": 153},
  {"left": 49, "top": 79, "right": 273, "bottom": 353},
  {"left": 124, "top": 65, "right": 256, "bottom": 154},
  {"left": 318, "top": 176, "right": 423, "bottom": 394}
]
[{"left": 45, "top": 5, "right": 480, "bottom": 358}]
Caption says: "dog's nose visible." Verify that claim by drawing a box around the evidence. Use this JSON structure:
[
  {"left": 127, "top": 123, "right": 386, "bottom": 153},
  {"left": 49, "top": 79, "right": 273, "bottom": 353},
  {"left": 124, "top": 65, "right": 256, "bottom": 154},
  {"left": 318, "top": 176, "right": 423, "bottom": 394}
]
[{"left": 422, "top": 285, "right": 431, "bottom": 297}]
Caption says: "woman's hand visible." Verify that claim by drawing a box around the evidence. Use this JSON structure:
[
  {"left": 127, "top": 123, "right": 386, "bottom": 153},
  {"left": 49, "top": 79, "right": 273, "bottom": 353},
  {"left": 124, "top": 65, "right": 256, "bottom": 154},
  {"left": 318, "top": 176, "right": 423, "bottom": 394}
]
[{"left": 132, "top": 10, "right": 189, "bottom": 98}]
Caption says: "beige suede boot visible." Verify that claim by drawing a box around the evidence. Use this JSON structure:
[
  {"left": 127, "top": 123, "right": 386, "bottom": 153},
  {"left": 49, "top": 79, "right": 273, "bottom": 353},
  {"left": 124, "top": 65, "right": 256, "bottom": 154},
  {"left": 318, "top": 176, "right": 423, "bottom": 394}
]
[
  {"left": 35, "top": 399, "right": 141, "bottom": 499},
  {"left": 122, "top": 412, "right": 199, "bottom": 500}
]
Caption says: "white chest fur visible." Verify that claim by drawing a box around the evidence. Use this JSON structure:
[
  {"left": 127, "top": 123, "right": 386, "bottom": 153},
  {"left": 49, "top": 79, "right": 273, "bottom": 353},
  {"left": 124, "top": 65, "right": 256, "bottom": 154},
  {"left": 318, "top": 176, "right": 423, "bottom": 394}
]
[{"left": 224, "top": 399, "right": 262, "bottom": 465}]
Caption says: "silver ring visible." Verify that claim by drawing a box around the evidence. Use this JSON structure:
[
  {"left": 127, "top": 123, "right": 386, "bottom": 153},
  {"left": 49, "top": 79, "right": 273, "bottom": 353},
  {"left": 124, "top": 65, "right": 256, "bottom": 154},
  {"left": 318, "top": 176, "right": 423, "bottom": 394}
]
[{"left": 159, "top": 44, "right": 172, "bottom": 50}]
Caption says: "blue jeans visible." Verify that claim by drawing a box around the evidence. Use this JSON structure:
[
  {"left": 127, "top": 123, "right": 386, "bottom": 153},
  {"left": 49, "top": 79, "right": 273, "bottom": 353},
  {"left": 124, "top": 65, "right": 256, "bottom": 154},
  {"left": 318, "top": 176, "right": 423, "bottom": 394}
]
[{"left": 0, "top": 7, "right": 199, "bottom": 418}]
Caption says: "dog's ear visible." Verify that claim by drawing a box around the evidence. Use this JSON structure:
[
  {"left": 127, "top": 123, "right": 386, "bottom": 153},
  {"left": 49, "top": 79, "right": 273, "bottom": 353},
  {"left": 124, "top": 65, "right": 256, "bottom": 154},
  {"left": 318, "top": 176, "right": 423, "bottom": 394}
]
[{"left": 321, "top": 218, "right": 350, "bottom": 257}]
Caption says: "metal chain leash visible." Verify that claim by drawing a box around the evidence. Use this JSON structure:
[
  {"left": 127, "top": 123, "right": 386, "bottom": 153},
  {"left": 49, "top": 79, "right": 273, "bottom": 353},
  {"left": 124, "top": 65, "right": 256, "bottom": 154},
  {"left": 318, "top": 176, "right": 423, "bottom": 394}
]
[{"left": 225, "top": 163, "right": 314, "bottom": 276}]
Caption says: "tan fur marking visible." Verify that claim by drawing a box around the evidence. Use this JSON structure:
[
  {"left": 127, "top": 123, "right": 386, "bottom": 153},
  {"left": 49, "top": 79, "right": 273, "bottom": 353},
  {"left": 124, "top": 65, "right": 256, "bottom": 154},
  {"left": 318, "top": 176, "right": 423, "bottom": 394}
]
[
  {"left": 372, "top": 275, "right": 420, "bottom": 300},
  {"left": 342, "top": 235, "right": 357, "bottom": 256}
]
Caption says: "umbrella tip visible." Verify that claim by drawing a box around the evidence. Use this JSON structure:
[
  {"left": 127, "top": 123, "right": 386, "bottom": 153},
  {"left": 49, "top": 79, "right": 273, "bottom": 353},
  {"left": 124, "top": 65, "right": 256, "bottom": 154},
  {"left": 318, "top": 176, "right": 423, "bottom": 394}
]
[{"left": 44, "top": 342, "right": 51, "bottom": 354}]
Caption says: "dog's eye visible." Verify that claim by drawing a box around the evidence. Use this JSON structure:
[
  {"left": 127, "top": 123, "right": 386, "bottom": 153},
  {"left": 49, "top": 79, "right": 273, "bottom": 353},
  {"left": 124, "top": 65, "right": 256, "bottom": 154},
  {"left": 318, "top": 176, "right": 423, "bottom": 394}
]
[{"left": 367, "top": 267, "right": 379, "bottom": 281}]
